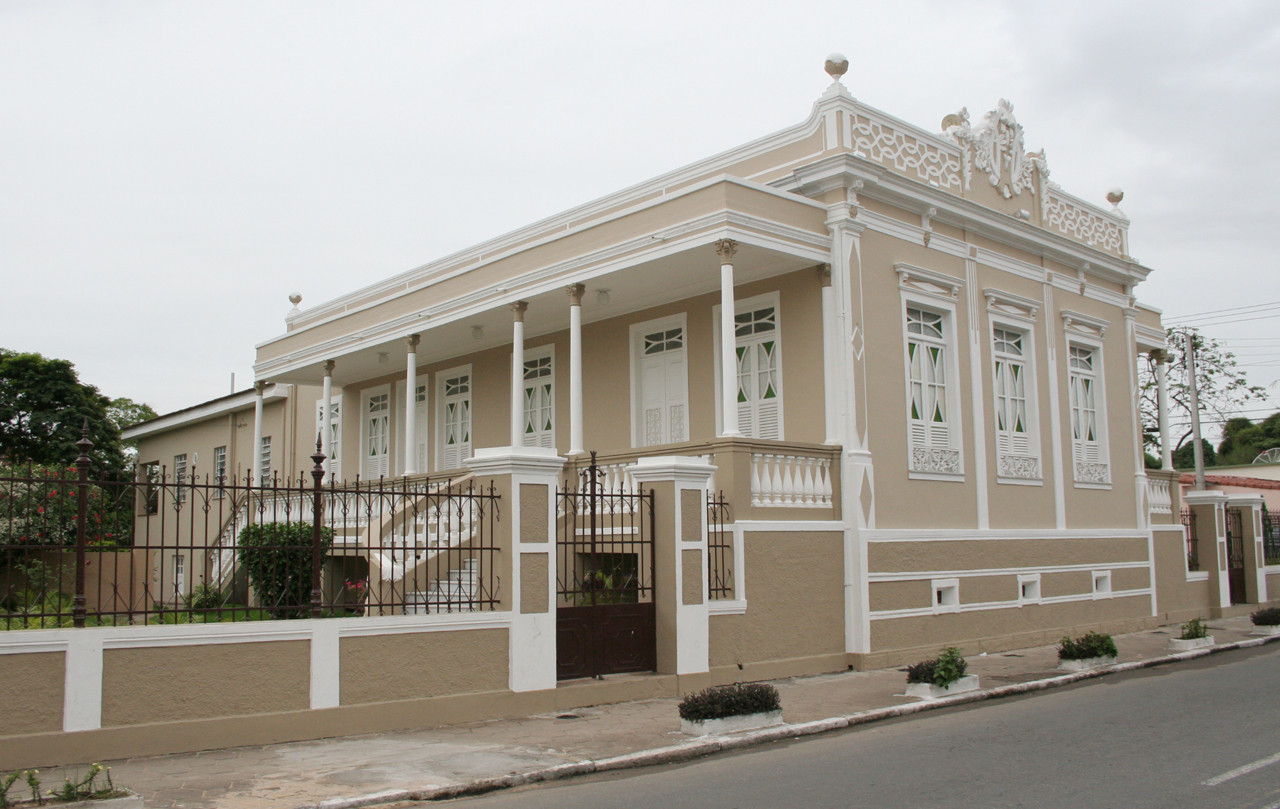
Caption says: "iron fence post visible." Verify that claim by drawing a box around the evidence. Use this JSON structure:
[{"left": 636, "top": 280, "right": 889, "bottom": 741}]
[
  {"left": 73, "top": 420, "right": 93, "bottom": 628},
  {"left": 310, "top": 437, "right": 326, "bottom": 619}
]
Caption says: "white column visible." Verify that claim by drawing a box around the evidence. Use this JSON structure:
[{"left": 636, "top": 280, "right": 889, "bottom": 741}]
[
  {"left": 510, "top": 301, "right": 528, "bottom": 448},
  {"left": 1155, "top": 351, "right": 1173, "bottom": 471},
  {"left": 820, "top": 265, "right": 839, "bottom": 445},
  {"left": 715, "top": 239, "right": 741, "bottom": 437},
  {"left": 404, "top": 334, "right": 421, "bottom": 476},
  {"left": 567, "top": 284, "right": 585, "bottom": 455},
  {"left": 252, "top": 381, "right": 265, "bottom": 482},
  {"left": 321, "top": 359, "right": 335, "bottom": 480}
]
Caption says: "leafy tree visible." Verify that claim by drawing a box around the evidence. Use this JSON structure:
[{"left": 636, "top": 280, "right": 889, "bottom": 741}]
[
  {"left": 1172, "top": 439, "right": 1216, "bottom": 470},
  {"left": 1139, "top": 329, "right": 1268, "bottom": 456},
  {"left": 1217, "top": 412, "right": 1280, "bottom": 466},
  {"left": 237, "top": 522, "right": 333, "bottom": 619},
  {"left": 107, "top": 396, "right": 159, "bottom": 462},
  {"left": 0, "top": 350, "right": 151, "bottom": 476}
]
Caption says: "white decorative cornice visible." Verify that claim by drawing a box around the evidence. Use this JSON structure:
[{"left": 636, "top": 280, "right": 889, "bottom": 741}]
[
  {"left": 984, "top": 288, "right": 1040, "bottom": 322},
  {"left": 1060, "top": 309, "right": 1109, "bottom": 339},
  {"left": 942, "top": 99, "right": 1049, "bottom": 201},
  {"left": 1134, "top": 323, "right": 1167, "bottom": 351},
  {"left": 896, "top": 263, "right": 962, "bottom": 301}
]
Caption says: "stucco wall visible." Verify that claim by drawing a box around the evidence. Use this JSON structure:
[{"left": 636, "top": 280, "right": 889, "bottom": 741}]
[{"left": 340, "top": 628, "right": 508, "bottom": 704}]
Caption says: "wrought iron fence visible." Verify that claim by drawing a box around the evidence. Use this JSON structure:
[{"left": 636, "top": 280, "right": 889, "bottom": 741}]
[
  {"left": 1180, "top": 507, "right": 1199, "bottom": 572},
  {"left": 1264, "top": 509, "right": 1280, "bottom": 566},
  {"left": 707, "top": 491, "right": 733, "bottom": 600},
  {"left": 1, "top": 430, "right": 500, "bottom": 629}
]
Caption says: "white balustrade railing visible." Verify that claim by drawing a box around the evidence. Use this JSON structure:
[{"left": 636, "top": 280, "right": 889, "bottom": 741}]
[
  {"left": 1146, "top": 475, "right": 1172, "bottom": 515},
  {"left": 750, "top": 453, "right": 833, "bottom": 508}
]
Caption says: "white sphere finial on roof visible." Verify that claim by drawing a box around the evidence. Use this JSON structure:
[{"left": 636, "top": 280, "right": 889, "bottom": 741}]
[
  {"left": 1106, "top": 188, "right": 1124, "bottom": 206},
  {"left": 825, "top": 53, "right": 849, "bottom": 83},
  {"left": 289, "top": 292, "right": 302, "bottom": 307}
]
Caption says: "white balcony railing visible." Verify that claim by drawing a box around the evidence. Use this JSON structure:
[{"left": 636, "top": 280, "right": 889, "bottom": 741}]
[{"left": 750, "top": 453, "right": 833, "bottom": 508}]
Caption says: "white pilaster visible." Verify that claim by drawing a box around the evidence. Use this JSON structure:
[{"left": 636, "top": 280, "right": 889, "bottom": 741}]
[
  {"left": 252, "top": 381, "right": 265, "bottom": 482},
  {"left": 64, "top": 633, "right": 103, "bottom": 732},
  {"left": 965, "top": 257, "right": 990, "bottom": 530},
  {"left": 510, "top": 302, "right": 528, "bottom": 448},
  {"left": 715, "top": 239, "right": 741, "bottom": 438},
  {"left": 1156, "top": 353, "right": 1173, "bottom": 471},
  {"left": 321, "top": 359, "right": 335, "bottom": 481},
  {"left": 1042, "top": 279, "right": 1067, "bottom": 530},
  {"left": 567, "top": 285, "right": 585, "bottom": 455},
  {"left": 405, "top": 334, "right": 420, "bottom": 476},
  {"left": 468, "top": 446, "right": 565, "bottom": 693},
  {"left": 309, "top": 621, "right": 340, "bottom": 709}
]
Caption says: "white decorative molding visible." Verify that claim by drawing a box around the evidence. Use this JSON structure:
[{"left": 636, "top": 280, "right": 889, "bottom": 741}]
[
  {"left": 866, "top": 527, "right": 1149, "bottom": 542},
  {"left": 942, "top": 100, "right": 1048, "bottom": 200},
  {"left": 750, "top": 453, "right": 834, "bottom": 508},
  {"left": 1074, "top": 461, "right": 1111, "bottom": 485},
  {"left": 911, "top": 446, "right": 961, "bottom": 475},
  {"left": 1145, "top": 476, "right": 1172, "bottom": 515},
  {"left": 983, "top": 288, "right": 1040, "bottom": 322},
  {"left": 1061, "top": 309, "right": 1109, "bottom": 338},
  {"left": 1045, "top": 188, "right": 1125, "bottom": 253},
  {"left": 998, "top": 454, "right": 1041, "bottom": 480},
  {"left": 851, "top": 112, "right": 963, "bottom": 190},
  {"left": 895, "top": 263, "right": 963, "bottom": 301}
]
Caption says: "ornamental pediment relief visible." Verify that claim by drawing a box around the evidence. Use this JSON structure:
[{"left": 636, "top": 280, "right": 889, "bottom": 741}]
[{"left": 943, "top": 99, "right": 1049, "bottom": 200}]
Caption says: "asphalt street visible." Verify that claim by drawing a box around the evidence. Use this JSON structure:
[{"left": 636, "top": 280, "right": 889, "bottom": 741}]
[{"left": 445, "top": 644, "right": 1280, "bottom": 809}]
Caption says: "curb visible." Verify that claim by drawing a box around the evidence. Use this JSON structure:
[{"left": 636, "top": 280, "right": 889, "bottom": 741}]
[{"left": 294, "top": 632, "right": 1279, "bottom": 809}]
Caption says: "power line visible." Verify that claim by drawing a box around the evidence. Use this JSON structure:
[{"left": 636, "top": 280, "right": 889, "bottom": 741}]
[{"left": 1167, "top": 300, "right": 1280, "bottom": 322}]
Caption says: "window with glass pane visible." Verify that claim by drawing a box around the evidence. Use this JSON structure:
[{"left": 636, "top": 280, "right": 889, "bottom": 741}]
[
  {"left": 906, "top": 307, "right": 950, "bottom": 448},
  {"left": 523, "top": 354, "right": 554, "bottom": 449},
  {"left": 732, "top": 305, "right": 781, "bottom": 439}
]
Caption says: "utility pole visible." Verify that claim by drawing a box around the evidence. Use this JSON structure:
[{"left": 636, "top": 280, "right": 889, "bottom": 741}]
[{"left": 1185, "top": 331, "right": 1206, "bottom": 490}]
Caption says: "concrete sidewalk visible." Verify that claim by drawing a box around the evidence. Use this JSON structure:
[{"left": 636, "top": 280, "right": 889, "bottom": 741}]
[{"left": 82, "top": 616, "right": 1277, "bottom": 809}]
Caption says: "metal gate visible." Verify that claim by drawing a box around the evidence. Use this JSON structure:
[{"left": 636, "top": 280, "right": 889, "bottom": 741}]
[
  {"left": 1226, "top": 507, "right": 1246, "bottom": 604},
  {"left": 555, "top": 455, "right": 656, "bottom": 680}
]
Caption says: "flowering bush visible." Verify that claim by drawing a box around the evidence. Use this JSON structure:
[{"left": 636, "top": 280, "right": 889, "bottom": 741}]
[{"left": 0, "top": 465, "right": 132, "bottom": 550}]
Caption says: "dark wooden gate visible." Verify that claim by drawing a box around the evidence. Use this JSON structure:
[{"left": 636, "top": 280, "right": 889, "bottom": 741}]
[
  {"left": 556, "top": 455, "right": 656, "bottom": 680},
  {"left": 1226, "top": 507, "right": 1246, "bottom": 604}
]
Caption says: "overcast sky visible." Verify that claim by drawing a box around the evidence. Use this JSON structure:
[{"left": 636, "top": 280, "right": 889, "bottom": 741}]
[{"left": 2, "top": 1, "right": 1278, "bottom": 437}]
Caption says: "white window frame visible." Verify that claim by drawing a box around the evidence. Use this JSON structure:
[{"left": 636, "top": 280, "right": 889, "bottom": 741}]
[
  {"left": 316, "top": 395, "right": 343, "bottom": 483},
  {"left": 901, "top": 296, "right": 964, "bottom": 481},
  {"left": 713, "top": 291, "right": 784, "bottom": 441},
  {"left": 173, "top": 554, "right": 186, "bottom": 601},
  {"left": 259, "top": 436, "right": 272, "bottom": 483},
  {"left": 1018, "top": 573, "right": 1042, "bottom": 605},
  {"left": 173, "top": 453, "right": 188, "bottom": 504},
  {"left": 522, "top": 344, "right": 555, "bottom": 450},
  {"left": 931, "top": 578, "right": 960, "bottom": 614},
  {"left": 213, "top": 445, "right": 227, "bottom": 497},
  {"left": 988, "top": 317, "right": 1042, "bottom": 485},
  {"left": 629, "top": 313, "right": 689, "bottom": 448},
  {"left": 360, "top": 384, "right": 392, "bottom": 481},
  {"left": 1066, "top": 336, "right": 1111, "bottom": 488},
  {"left": 437, "top": 364, "right": 473, "bottom": 470}
]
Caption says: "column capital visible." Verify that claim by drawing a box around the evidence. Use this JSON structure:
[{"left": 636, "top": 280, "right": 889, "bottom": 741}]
[
  {"left": 254, "top": 380, "right": 266, "bottom": 395},
  {"left": 818, "top": 264, "right": 832, "bottom": 288},
  {"left": 511, "top": 301, "right": 528, "bottom": 322},
  {"left": 1149, "top": 348, "right": 1169, "bottom": 364},
  {"left": 566, "top": 284, "right": 585, "bottom": 306},
  {"left": 322, "top": 359, "right": 335, "bottom": 374},
  {"left": 713, "top": 238, "right": 738, "bottom": 262},
  {"left": 407, "top": 333, "right": 421, "bottom": 350}
]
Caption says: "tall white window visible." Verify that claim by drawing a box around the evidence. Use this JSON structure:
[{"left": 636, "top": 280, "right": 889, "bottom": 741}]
[
  {"left": 523, "top": 348, "right": 555, "bottom": 449},
  {"left": 173, "top": 453, "right": 188, "bottom": 503},
  {"left": 1068, "top": 344, "right": 1109, "bottom": 484},
  {"left": 715, "top": 294, "right": 783, "bottom": 440},
  {"left": 259, "top": 436, "right": 272, "bottom": 482},
  {"left": 904, "top": 306, "right": 961, "bottom": 476},
  {"left": 213, "top": 445, "right": 227, "bottom": 497},
  {"left": 316, "top": 397, "right": 342, "bottom": 481},
  {"left": 632, "top": 315, "right": 689, "bottom": 448},
  {"left": 362, "top": 387, "right": 391, "bottom": 480},
  {"left": 173, "top": 554, "right": 186, "bottom": 601},
  {"left": 992, "top": 327, "right": 1040, "bottom": 480},
  {"left": 438, "top": 366, "right": 472, "bottom": 470}
]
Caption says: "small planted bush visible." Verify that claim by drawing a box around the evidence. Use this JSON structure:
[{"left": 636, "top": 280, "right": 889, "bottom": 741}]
[
  {"left": 678, "top": 683, "right": 781, "bottom": 722},
  {"left": 1180, "top": 616, "right": 1208, "bottom": 640},
  {"left": 1058, "top": 631, "right": 1117, "bottom": 661},
  {"left": 906, "top": 647, "right": 967, "bottom": 688},
  {"left": 1251, "top": 607, "right": 1280, "bottom": 626}
]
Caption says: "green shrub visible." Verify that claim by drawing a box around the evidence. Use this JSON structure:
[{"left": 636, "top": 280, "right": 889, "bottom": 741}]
[
  {"left": 1251, "top": 607, "right": 1280, "bottom": 626},
  {"left": 1180, "top": 616, "right": 1208, "bottom": 640},
  {"left": 678, "top": 683, "right": 781, "bottom": 721},
  {"left": 905, "top": 647, "right": 968, "bottom": 688},
  {"left": 185, "top": 581, "right": 223, "bottom": 611},
  {"left": 1058, "top": 631, "right": 1117, "bottom": 660},
  {"left": 237, "top": 523, "right": 332, "bottom": 619}
]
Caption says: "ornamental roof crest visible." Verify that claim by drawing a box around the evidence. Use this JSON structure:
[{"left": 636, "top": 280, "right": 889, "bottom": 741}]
[{"left": 943, "top": 99, "right": 1049, "bottom": 200}]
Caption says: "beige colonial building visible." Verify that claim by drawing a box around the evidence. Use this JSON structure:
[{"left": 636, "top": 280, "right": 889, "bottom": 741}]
[{"left": 82, "top": 56, "right": 1268, "bottom": 764}]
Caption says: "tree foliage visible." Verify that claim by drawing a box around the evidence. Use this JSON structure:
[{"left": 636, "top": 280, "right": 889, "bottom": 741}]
[
  {"left": 1139, "top": 329, "right": 1268, "bottom": 457},
  {"left": 0, "top": 349, "right": 154, "bottom": 477},
  {"left": 1216, "top": 412, "right": 1280, "bottom": 466}
]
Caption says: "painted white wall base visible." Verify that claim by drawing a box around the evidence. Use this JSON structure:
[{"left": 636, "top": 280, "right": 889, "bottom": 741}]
[
  {"left": 904, "top": 674, "right": 979, "bottom": 700},
  {"left": 1168, "top": 636, "right": 1214, "bottom": 651},
  {"left": 680, "top": 710, "right": 783, "bottom": 736},
  {"left": 1058, "top": 655, "right": 1117, "bottom": 671}
]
